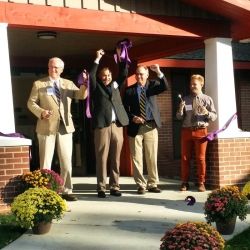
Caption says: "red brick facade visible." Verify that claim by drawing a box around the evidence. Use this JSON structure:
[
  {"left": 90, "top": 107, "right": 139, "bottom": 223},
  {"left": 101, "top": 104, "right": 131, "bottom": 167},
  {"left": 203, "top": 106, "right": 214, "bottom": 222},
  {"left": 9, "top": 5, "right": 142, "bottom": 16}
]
[
  {"left": 0, "top": 146, "right": 30, "bottom": 212},
  {"left": 207, "top": 138, "right": 250, "bottom": 188}
]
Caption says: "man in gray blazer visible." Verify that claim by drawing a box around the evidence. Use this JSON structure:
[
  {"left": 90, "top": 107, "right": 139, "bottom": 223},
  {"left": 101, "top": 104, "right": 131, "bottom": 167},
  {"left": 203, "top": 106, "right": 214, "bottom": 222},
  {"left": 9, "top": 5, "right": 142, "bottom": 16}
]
[
  {"left": 27, "top": 57, "right": 87, "bottom": 201},
  {"left": 123, "top": 64, "right": 168, "bottom": 194},
  {"left": 89, "top": 49, "right": 129, "bottom": 198}
]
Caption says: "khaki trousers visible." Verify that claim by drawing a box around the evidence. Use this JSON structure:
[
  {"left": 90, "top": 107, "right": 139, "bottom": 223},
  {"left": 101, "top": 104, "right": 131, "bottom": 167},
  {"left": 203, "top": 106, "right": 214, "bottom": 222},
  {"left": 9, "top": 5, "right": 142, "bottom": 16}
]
[
  {"left": 129, "top": 122, "right": 159, "bottom": 189},
  {"left": 94, "top": 123, "right": 124, "bottom": 191},
  {"left": 37, "top": 124, "right": 73, "bottom": 193}
]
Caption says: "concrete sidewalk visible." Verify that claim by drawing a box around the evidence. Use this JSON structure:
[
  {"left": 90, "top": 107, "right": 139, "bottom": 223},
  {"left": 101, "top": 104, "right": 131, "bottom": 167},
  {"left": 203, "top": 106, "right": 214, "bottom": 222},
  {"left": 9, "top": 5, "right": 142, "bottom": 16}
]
[{"left": 3, "top": 177, "right": 250, "bottom": 250}]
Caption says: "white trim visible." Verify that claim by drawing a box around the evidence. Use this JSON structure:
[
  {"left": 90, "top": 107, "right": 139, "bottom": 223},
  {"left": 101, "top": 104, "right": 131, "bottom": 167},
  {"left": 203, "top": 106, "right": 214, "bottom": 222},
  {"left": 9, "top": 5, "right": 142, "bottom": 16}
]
[{"left": 0, "top": 136, "right": 32, "bottom": 146}]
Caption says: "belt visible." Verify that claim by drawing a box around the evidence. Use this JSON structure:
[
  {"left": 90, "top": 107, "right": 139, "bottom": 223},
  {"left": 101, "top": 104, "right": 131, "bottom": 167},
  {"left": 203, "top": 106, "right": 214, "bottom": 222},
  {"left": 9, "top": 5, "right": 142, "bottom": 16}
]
[{"left": 191, "top": 126, "right": 206, "bottom": 131}]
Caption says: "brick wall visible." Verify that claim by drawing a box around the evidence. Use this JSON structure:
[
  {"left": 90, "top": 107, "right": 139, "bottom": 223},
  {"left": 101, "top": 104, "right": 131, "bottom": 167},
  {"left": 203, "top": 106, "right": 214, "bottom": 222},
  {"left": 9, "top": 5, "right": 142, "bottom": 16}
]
[
  {"left": 206, "top": 138, "right": 250, "bottom": 188},
  {"left": 0, "top": 146, "right": 30, "bottom": 213}
]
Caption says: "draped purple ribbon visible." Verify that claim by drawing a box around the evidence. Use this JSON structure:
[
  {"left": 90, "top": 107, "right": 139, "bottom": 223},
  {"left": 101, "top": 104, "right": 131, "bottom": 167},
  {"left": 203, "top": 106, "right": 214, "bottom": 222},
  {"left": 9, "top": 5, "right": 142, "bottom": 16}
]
[
  {"left": 114, "top": 38, "right": 132, "bottom": 64},
  {"left": 0, "top": 132, "right": 25, "bottom": 138},
  {"left": 204, "top": 113, "right": 237, "bottom": 142},
  {"left": 77, "top": 71, "right": 92, "bottom": 118}
]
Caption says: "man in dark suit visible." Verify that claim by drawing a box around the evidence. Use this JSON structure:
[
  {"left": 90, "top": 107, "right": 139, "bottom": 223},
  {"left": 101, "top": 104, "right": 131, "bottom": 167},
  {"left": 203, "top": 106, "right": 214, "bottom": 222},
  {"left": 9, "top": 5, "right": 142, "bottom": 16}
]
[
  {"left": 89, "top": 48, "right": 129, "bottom": 198},
  {"left": 123, "top": 64, "right": 168, "bottom": 194}
]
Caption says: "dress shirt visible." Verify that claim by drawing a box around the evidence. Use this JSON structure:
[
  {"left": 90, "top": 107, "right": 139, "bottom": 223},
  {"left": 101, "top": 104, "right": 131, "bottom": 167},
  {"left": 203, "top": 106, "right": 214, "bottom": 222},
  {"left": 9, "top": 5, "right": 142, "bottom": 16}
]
[{"left": 176, "top": 93, "right": 217, "bottom": 127}]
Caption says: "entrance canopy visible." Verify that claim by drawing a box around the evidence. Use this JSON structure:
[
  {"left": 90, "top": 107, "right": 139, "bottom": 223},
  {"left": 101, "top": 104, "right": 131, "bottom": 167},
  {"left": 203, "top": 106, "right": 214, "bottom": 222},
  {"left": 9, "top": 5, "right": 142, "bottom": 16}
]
[{"left": 1, "top": 1, "right": 245, "bottom": 65}]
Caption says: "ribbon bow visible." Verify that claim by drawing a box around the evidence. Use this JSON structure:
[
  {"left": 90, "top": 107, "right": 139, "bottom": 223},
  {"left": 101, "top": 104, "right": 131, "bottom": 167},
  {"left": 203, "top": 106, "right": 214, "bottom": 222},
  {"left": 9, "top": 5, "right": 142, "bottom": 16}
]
[
  {"left": 114, "top": 38, "right": 132, "bottom": 64},
  {"left": 203, "top": 113, "right": 237, "bottom": 142}
]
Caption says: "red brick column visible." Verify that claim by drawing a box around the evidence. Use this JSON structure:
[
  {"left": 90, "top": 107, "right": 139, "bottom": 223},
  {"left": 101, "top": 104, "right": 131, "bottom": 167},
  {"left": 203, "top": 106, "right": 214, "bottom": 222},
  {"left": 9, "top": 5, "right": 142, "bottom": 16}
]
[
  {"left": 0, "top": 145, "right": 30, "bottom": 213},
  {"left": 206, "top": 138, "right": 250, "bottom": 189}
]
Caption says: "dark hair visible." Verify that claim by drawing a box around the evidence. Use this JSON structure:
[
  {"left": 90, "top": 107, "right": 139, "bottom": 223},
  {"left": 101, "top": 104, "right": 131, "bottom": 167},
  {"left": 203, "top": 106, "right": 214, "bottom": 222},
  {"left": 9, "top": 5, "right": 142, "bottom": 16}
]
[{"left": 98, "top": 67, "right": 112, "bottom": 78}]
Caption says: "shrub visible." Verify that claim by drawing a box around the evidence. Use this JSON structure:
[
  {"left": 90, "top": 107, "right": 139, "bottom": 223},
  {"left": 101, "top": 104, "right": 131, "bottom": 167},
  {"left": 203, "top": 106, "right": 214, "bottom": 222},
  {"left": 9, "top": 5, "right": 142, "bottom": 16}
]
[
  {"left": 160, "top": 221, "right": 225, "bottom": 250},
  {"left": 242, "top": 181, "right": 250, "bottom": 200},
  {"left": 11, "top": 187, "right": 67, "bottom": 228},
  {"left": 21, "top": 169, "right": 63, "bottom": 193},
  {"left": 204, "top": 185, "right": 248, "bottom": 224}
]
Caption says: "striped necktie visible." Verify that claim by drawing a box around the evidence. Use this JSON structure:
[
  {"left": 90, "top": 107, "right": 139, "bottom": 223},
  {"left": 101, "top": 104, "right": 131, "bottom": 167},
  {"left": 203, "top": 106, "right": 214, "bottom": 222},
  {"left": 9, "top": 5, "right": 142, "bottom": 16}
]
[
  {"left": 53, "top": 81, "right": 61, "bottom": 104},
  {"left": 140, "top": 88, "right": 147, "bottom": 120}
]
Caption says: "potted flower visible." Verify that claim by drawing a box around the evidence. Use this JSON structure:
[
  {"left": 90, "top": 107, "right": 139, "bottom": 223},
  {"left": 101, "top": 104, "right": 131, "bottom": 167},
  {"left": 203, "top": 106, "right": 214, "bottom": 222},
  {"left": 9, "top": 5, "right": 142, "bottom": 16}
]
[
  {"left": 242, "top": 181, "right": 250, "bottom": 200},
  {"left": 160, "top": 221, "right": 225, "bottom": 250},
  {"left": 204, "top": 185, "right": 248, "bottom": 235},
  {"left": 21, "top": 169, "right": 63, "bottom": 193},
  {"left": 11, "top": 187, "right": 67, "bottom": 234}
]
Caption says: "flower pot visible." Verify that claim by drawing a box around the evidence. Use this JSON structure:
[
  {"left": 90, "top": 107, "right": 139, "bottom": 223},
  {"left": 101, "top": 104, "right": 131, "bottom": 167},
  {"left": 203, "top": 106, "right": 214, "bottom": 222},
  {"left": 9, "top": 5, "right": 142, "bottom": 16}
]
[
  {"left": 215, "top": 216, "right": 237, "bottom": 235},
  {"left": 32, "top": 221, "right": 52, "bottom": 234}
]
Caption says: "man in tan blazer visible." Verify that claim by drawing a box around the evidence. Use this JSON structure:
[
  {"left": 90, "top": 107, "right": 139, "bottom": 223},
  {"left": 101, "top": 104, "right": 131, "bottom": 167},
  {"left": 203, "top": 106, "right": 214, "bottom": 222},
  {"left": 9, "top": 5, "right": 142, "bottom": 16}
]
[{"left": 27, "top": 57, "right": 87, "bottom": 201}]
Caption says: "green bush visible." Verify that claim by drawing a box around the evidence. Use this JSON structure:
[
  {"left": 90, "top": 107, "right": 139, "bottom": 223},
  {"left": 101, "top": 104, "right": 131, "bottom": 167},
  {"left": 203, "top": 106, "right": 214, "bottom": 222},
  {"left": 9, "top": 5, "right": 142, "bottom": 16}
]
[{"left": 242, "top": 181, "right": 250, "bottom": 200}]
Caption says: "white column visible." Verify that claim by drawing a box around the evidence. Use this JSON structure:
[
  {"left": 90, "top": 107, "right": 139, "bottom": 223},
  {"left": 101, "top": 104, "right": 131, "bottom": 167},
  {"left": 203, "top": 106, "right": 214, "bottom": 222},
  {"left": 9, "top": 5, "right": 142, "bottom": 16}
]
[
  {"left": 0, "top": 23, "right": 15, "bottom": 133},
  {"left": 204, "top": 38, "right": 249, "bottom": 138}
]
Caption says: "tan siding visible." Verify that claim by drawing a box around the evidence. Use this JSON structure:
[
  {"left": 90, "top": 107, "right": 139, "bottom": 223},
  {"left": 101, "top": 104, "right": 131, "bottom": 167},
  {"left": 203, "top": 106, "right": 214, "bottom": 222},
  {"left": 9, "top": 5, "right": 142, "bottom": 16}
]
[
  {"left": 118, "top": 0, "right": 135, "bottom": 13},
  {"left": 47, "top": 0, "right": 64, "bottom": 7},
  {"left": 29, "top": 0, "right": 46, "bottom": 5},
  {"left": 9, "top": 0, "right": 27, "bottom": 3},
  {"left": 0, "top": 0, "right": 223, "bottom": 19},
  {"left": 82, "top": 0, "right": 99, "bottom": 10},
  {"left": 65, "top": 0, "right": 82, "bottom": 9},
  {"left": 99, "top": 0, "right": 116, "bottom": 11}
]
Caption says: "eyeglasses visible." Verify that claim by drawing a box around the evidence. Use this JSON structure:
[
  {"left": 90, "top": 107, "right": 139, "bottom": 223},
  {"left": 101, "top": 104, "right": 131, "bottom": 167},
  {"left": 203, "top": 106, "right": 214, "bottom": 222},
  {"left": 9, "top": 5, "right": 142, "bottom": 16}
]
[{"left": 49, "top": 66, "right": 63, "bottom": 70}]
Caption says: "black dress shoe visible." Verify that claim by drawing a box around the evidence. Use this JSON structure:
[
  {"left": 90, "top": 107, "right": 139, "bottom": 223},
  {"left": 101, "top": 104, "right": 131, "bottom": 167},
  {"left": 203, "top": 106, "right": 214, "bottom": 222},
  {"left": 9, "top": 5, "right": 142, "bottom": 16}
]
[
  {"left": 98, "top": 191, "right": 106, "bottom": 198},
  {"left": 110, "top": 189, "right": 122, "bottom": 197},
  {"left": 61, "top": 194, "right": 78, "bottom": 201},
  {"left": 148, "top": 187, "right": 161, "bottom": 193},
  {"left": 137, "top": 187, "right": 146, "bottom": 195}
]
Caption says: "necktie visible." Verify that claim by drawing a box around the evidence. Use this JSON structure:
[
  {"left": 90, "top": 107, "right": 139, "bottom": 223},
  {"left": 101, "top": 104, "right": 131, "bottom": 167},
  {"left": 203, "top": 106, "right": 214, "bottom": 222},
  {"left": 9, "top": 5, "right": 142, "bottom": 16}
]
[
  {"left": 54, "top": 81, "right": 61, "bottom": 104},
  {"left": 140, "top": 88, "right": 147, "bottom": 120}
]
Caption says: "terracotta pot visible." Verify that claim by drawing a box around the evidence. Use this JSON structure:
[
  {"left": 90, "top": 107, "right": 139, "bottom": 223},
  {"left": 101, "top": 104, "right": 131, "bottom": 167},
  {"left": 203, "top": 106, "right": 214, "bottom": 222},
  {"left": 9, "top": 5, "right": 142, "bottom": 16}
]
[
  {"left": 32, "top": 221, "right": 52, "bottom": 234},
  {"left": 215, "top": 216, "right": 237, "bottom": 235}
]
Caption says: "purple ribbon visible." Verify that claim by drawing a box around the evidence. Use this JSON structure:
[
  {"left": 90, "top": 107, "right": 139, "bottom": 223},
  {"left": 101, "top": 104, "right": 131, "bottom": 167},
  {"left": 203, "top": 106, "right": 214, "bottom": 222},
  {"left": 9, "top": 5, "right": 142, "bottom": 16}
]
[
  {"left": 0, "top": 132, "right": 25, "bottom": 138},
  {"left": 114, "top": 38, "right": 132, "bottom": 64},
  {"left": 204, "top": 113, "right": 237, "bottom": 142},
  {"left": 77, "top": 71, "right": 92, "bottom": 118}
]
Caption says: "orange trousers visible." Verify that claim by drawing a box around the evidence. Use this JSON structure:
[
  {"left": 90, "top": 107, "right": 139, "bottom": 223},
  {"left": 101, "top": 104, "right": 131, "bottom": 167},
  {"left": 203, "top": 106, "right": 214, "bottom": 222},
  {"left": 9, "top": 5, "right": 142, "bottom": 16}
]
[{"left": 181, "top": 127, "right": 208, "bottom": 184}]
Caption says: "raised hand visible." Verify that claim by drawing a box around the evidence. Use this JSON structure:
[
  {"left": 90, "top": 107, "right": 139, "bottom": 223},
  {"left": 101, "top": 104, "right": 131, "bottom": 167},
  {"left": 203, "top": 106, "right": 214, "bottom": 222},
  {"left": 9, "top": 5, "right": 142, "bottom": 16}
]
[
  {"left": 96, "top": 49, "right": 105, "bottom": 59},
  {"left": 149, "top": 64, "right": 161, "bottom": 74}
]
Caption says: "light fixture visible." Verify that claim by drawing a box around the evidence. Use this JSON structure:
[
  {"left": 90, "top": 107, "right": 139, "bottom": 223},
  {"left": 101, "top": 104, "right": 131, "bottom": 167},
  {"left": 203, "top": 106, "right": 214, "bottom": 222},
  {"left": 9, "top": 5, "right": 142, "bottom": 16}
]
[{"left": 37, "top": 31, "right": 57, "bottom": 40}]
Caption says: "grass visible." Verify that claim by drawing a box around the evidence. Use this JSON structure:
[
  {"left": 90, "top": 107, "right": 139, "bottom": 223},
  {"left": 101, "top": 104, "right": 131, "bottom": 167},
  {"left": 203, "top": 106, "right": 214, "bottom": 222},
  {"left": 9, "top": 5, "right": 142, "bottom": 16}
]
[
  {"left": 224, "top": 226, "right": 250, "bottom": 250},
  {"left": 0, "top": 213, "right": 249, "bottom": 249},
  {"left": 0, "top": 213, "right": 26, "bottom": 249}
]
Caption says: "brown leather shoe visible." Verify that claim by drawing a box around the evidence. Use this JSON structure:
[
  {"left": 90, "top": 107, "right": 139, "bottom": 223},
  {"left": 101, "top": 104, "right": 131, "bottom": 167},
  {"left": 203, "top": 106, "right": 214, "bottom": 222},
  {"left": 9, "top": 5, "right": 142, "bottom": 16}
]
[
  {"left": 61, "top": 194, "right": 78, "bottom": 201},
  {"left": 198, "top": 183, "right": 206, "bottom": 192},
  {"left": 137, "top": 187, "right": 146, "bottom": 195},
  {"left": 148, "top": 187, "right": 161, "bottom": 193},
  {"left": 180, "top": 182, "right": 189, "bottom": 191}
]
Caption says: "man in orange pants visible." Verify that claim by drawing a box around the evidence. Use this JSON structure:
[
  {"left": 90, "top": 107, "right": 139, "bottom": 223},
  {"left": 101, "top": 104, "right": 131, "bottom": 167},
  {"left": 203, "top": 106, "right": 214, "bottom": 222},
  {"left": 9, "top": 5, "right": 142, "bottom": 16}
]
[{"left": 176, "top": 74, "right": 217, "bottom": 192}]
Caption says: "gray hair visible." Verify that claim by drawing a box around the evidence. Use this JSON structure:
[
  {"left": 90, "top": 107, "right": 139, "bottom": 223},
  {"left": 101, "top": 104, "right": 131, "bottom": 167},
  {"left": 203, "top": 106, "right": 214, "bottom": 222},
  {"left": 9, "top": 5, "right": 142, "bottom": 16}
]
[{"left": 48, "top": 57, "right": 64, "bottom": 69}]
